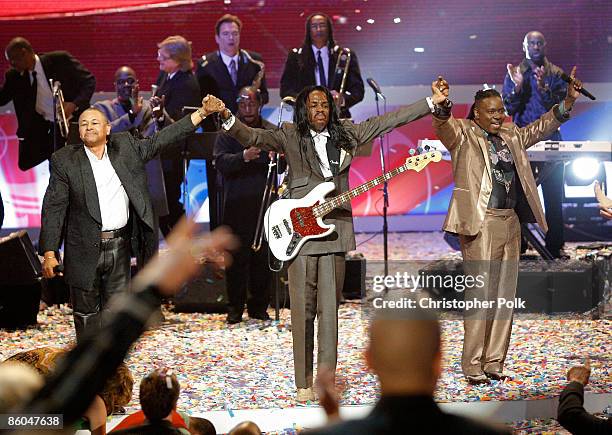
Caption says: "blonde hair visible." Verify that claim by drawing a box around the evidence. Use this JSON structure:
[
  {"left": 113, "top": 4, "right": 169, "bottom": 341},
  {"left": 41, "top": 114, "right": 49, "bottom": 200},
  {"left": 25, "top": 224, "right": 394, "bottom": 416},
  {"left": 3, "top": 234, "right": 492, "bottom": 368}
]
[{"left": 157, "top": 35, "right": 194, "bottom": 71}]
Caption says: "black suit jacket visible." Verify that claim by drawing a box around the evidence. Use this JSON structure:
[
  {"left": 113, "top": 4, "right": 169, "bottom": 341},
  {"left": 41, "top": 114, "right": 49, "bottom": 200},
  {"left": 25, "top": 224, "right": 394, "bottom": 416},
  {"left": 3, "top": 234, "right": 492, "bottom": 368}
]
[
  {"left": 558, "top": 381, "right": 612, "bottom": 435},
  {"left": 280, "top": 45, "right": 364, "bottom": 118},
  {"left": 213, "top": 118, "right": 275, "bottom": 237},
  {"left": 0, "top": 51, "right": 96, "bottom": 170},
  {"left": 306, "top": 396, "right": 511, "bottom": 435},
  {"left": 39, "top": 116, "right": 197, "bottom": 289},
  {"left": 196, "top": 50, "right": 269, "bottom": 114}
]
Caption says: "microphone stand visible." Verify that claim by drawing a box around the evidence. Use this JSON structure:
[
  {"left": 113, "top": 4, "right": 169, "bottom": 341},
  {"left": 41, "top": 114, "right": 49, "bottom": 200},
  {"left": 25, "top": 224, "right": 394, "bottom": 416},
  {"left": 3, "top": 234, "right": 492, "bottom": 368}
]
[{"left": 372, "top": 90, "right": 390, "bottom": 279}]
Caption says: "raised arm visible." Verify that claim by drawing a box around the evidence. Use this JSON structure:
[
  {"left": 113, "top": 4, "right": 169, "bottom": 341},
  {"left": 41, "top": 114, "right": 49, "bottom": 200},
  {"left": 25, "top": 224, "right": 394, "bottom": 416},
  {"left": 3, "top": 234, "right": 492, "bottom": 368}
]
[{"left": 515, "top": 66, "right": 582, "bottom": 149}]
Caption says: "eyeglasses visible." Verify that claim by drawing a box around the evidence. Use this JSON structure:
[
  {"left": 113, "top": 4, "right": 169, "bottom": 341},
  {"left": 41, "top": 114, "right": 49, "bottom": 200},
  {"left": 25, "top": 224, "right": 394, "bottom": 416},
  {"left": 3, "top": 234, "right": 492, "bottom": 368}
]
[
  {"left": 157, "top": 51, "right": 172, "bottom": 61},
  {"left": 115, "top": 78, "right": 137, "bottom": 86}
]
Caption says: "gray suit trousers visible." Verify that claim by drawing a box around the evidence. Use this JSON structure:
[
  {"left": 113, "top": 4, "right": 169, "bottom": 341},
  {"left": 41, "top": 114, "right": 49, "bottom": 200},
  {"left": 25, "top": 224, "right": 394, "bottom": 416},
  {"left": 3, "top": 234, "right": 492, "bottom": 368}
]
[{"left": 288, "top": 253, "right": 345, "bottom": 388}]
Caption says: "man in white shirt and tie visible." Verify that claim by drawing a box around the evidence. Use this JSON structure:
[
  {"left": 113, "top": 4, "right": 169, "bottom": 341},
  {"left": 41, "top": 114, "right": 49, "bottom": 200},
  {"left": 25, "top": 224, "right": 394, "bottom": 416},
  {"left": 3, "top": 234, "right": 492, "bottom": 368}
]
[
  {"left": 196, "top": 14, "right": 268, "bottom": 114},
  {"left": 280, "top": 13, "right": 365, "bottom": 119},
  {"left": 0, "top": 37, "right": 96, "bottom": 170}
]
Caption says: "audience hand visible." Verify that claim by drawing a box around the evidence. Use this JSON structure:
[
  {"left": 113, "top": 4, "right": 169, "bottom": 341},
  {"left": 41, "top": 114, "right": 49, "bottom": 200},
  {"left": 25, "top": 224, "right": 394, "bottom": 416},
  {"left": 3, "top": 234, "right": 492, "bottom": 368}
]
[
  {"left": 315, "top": 366, "right": 343, "bottom": 422},
  {"left": 594, "top": 181, "right": 612, "bottom": 219},
  {"left": 132, "top": 217, "right": 237, "bottom": 296},
  {"left": 567, "top": 357, "right": 591, "bottom": 386}
]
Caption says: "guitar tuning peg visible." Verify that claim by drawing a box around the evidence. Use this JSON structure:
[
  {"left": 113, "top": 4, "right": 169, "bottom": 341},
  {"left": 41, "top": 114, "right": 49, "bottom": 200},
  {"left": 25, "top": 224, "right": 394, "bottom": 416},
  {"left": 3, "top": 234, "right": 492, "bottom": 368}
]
[{"left": 409, "top": 148, "right": 416, "bottom": 156}]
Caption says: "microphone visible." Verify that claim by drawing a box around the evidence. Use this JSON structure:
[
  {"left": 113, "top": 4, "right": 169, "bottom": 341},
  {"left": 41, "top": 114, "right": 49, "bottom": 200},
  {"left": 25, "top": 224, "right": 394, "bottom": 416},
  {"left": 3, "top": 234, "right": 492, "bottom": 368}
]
[
  {"left": 53, "top": 264, "right": 64, "bottom": 274},
  {"left": 367, "top": 77, "right": 385, "bottom": 99},
  {"left": 559, "top": 72, "right": 596, "bottom": 100}
]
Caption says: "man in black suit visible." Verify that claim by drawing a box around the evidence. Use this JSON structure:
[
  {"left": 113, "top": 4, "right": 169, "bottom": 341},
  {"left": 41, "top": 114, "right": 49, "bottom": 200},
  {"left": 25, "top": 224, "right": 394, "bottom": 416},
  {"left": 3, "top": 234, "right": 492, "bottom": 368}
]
[
  {"left": 307, "top": 308, "right": 510, "bottom": 435},
  {"left": 39, "top": 102, "right": 215, "bottom": 341},
  {"left": 1, "top": 37, "right": 96, "bottom": 170},
  {"left": 280, "top": 13, "right": 364, "bottom": 119},
  {"left": 154, "top": 35, "right": 201, "bottom": 236},
  {"left": 196, "top": 14, "right": 268, "bottom": 114},
  {"left": 213, "top": 86, "right": 272, "bottom": 324}
]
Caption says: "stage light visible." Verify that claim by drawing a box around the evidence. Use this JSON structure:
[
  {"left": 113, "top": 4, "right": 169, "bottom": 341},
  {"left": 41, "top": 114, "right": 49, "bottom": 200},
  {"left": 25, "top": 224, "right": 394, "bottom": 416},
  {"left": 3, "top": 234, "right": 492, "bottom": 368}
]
[
  {"left": 469, "top": 34, "right": 477, "bottom": 40},
  {"left": 394, "top": 17, "right": 401, "bottom": 23},
  {"left": 366, "top": 18, "right": 375, "bottom": 24},
  {"left": 414, "top": 47, "right": 425, "bottom": 53},
  {"left": 355, "top": 25, "right": 362, "bottom": 31},
  {"left": 571, "top": 157, "right": 600, "bottom": 181}
]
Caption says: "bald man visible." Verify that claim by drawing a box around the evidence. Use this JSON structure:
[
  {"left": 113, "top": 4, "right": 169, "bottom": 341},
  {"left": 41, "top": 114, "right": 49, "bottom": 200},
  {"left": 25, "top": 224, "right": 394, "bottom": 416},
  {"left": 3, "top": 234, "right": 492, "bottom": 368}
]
[
  {"left": 502, "top": 31, "right": 568, "bottom": 258},
  {"left": 307, "top": 307, "right": 510, "bottom": 434},
  {"left": 39, "top": 100, "right": 221, "bottom": 341}
]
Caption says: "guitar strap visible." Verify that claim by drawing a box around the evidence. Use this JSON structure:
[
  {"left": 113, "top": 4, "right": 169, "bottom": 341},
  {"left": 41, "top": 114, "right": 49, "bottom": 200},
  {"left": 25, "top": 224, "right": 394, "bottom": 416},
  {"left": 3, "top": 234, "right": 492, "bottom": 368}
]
[{"left": 326, "top": 139, "right": 341, "bottom": 176}]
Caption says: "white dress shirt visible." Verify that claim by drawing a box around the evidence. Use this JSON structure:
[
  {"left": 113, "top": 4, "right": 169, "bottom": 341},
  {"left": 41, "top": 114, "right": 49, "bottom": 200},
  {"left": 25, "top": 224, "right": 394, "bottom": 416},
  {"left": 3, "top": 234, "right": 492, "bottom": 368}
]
[
  {"left": 32, "top": 55, "right": 55, "bottom": 122},
  {"left": 311, "top": 45, "right": 329, "bottom": 87},
  {"left": 310, "top": 129, "right": 333, "bottom": 177},
  {"left": 84, "top": 145, "right": 130, "bottom": 231},
  {"left": 219, "top": 51, "right": 240, "bottom": 71}
]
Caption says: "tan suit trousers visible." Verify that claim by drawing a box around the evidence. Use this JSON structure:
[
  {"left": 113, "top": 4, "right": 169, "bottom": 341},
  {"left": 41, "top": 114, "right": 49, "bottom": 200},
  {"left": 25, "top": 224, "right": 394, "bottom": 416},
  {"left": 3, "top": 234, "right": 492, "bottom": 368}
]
[{"left": 459, "top": 208, "right": 521, "bottom": 377}]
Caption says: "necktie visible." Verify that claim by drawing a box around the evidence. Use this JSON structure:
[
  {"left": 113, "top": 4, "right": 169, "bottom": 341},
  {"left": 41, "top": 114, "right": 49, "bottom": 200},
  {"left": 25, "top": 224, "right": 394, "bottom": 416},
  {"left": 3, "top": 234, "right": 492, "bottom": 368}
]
[
  {"left": 31, "top": 70, "right": 38, "bottom": 96},
  {"left": 317, "top": 50, "right": 327, "bottom": 88},
  {"left": 229, "top": 59, "right": 237, "bottom": 86}
]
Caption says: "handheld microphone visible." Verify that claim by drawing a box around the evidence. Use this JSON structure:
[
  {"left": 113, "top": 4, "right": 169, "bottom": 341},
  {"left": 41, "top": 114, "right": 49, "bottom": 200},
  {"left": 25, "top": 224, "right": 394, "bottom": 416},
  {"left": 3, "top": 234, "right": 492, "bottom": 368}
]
[
  {"left": 53, "top": 264, "right": 64, "bottom": 274},
  {"left": 559, "top": 73, "right": 596, "bottom": 100},
  {"left": 367, "top": 77, "right": 385, "bottom": 99}
]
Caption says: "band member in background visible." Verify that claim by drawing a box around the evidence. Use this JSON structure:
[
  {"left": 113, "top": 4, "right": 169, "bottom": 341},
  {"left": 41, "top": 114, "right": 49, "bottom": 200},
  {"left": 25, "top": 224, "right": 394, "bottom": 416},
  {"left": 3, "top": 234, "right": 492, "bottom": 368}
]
[
  {"left": 39, "top": 100, "right": 215, "bottom": 341},
  {"left": 94, "top": 66, "right": 172, "bottom": 262},
  {"left": 202, "top": 81, "right": 442, "bottom": 401},
  {"left": 432, "top": 70, "right": 582, "bottom": 385},
  {"left": 154, "top": 35, "right": 201, "bottom": 237},
  {"left": 213, "top": 86, "right": 273, "bottom": 324},
  {"left": 196, "top": 14, "right": 268, "bottom": 114},
  {"left": 280, "top": 13, "right": 364, "bottom": 119},
  {"left": 502, "top": 31, "right": 568, "bottom": 258},
  {"left": 0, "top": 37, "right": 96, "bottom": 170}
]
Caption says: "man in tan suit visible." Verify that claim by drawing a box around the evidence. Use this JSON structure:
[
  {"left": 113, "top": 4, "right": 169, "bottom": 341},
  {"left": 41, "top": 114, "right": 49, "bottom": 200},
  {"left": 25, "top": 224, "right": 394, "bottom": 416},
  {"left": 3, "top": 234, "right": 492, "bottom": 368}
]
[
  {"left": 431, "top": 70, "right": 583, "bottom": 384},
  {"left": 203, "top": 85, "right": 446, "bottom": 400}
]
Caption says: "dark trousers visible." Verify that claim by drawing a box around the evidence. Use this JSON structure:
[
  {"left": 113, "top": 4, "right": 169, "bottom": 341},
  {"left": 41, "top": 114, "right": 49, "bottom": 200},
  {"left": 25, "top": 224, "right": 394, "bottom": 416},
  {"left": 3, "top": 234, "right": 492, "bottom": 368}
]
[
  {"left": 159, "top": 157, "right": 185, "bottom": 237},
  {"left": 287, "top": 253, "right": 345, "bottom": 388},
  {"left": 225, "top": 239, "right": 271, "bottom": 317},
  {"left": 70, "top": 235, "right": 131, "bottom": 342},
  {"left": 524, "top": 162, "right": 565, "bottom": 256}
]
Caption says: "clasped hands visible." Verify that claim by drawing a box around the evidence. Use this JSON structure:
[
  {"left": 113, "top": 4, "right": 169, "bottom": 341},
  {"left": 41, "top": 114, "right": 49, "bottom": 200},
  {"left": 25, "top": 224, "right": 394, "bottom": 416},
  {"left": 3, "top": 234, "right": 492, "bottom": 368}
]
[{"left": 201, "top": 95, "right": 231, "bottom": 119}]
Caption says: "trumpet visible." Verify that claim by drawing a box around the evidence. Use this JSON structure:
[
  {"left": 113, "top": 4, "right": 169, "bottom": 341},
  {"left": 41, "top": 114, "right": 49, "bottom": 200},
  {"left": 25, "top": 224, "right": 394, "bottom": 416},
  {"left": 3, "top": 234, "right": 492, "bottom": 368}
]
[
  {"left": 50, "top": 80, "right": 70, "bottom": 138},
  {"left": 241, "top": 49, "right": 265, "bottom": 91},
  {"left": 251, "top": 96, "right": 294, "bottom": 253},
  {"left": 332, "top": 46, "right": 352, "bottom": 95}
]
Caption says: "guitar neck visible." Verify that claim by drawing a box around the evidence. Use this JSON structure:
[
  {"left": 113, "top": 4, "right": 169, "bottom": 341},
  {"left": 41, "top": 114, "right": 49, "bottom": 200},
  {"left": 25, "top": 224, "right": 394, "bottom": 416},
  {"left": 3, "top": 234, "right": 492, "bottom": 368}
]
[{"left": 313, "top": 162, "right": 409, "bottom": 218}]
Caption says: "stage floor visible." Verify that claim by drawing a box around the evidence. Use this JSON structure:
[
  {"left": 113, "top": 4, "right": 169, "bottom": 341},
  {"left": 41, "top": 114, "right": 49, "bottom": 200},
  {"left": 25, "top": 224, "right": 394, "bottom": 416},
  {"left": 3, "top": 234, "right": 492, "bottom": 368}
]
[{"left": 1, "top": 232, "right": 610, "bottom": 433}]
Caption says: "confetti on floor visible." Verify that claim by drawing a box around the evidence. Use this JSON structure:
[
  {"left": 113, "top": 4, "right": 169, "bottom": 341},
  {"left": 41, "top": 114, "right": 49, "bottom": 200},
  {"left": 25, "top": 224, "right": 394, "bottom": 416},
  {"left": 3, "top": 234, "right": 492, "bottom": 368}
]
[{"left": 1, "top": 232, "right": 609, "bottom": 434}]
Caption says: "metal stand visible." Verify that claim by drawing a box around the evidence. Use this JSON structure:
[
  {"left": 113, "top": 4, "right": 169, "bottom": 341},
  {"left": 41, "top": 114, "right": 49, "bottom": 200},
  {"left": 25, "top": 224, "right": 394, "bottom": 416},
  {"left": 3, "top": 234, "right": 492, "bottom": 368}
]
[{"left": 373, "top": 91, "right": 390, "bottom": 277}]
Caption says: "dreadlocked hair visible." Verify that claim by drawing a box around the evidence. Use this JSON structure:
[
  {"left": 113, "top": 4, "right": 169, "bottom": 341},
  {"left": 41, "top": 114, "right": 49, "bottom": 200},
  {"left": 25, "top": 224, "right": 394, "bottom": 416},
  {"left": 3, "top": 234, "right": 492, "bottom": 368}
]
[
  {"left": 293, "top": 85, "right": 355, "bottom": 152},
  {"left": 467, "top": 88, "right": 502, "bottom": 120}
]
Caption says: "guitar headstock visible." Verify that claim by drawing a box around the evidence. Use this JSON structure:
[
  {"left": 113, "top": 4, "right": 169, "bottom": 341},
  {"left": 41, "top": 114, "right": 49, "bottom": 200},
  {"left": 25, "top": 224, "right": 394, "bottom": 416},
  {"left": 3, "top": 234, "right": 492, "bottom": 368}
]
[{"left": 404, "top": 150, "right": 442, "bottom": 172}]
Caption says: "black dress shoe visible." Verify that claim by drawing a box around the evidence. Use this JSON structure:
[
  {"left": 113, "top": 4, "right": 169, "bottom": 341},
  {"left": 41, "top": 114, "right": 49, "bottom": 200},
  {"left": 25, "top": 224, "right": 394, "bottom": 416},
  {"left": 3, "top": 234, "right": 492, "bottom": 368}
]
[
  {"left": 226, "top": 313, "right": 243, "bottom": 324},
  {"left": 249, "top": 311, "right": 271, "bottom": 321},
  {"left": 485, "top": 371, "right": 511, "bottom": 381},
  {"left": 466, "top": 374, "right": 491, "bottom": 385}
]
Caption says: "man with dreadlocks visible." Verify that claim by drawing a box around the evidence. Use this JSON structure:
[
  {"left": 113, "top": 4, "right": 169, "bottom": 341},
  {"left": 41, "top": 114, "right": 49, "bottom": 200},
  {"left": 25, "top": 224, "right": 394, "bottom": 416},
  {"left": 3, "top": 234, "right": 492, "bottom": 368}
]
[
  {"left": 280, "top": 12, "right": 364, "bottom": 119},
  {"left": 431, "top": 70, "right": 583, "bottom": 385},
  {"left": 202, "top": 84, "right": 446, "bottom": 401}
]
